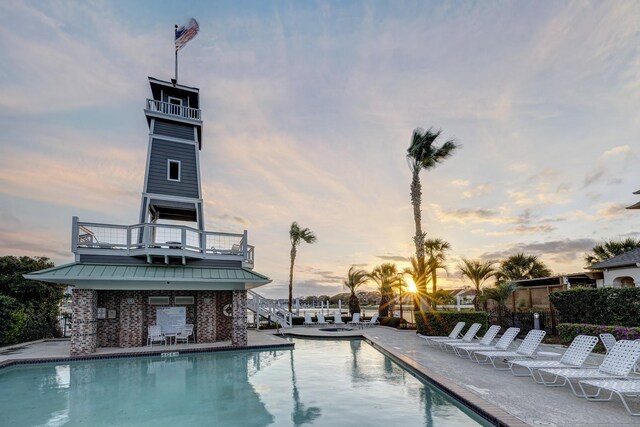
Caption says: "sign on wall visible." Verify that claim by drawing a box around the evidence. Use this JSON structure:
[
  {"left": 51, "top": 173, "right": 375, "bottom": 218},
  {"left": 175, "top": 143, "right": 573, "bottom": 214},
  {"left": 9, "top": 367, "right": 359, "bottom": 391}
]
[{"left": 156, "top": 306, "right": 186, "bottom": 334}]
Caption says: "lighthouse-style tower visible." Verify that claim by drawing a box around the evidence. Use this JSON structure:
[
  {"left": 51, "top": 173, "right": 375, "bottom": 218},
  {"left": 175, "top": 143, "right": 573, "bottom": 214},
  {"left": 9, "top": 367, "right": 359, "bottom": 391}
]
[
  {"left": 25, "top": 75, "right": 275, "bottom": 356},
  {"left": 140, "top": 78, "right": 204, "bottom": 230}
]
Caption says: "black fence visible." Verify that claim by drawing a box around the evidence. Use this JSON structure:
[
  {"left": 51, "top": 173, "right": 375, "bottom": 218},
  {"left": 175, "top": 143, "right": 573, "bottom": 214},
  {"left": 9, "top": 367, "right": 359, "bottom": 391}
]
[
  {"left": 488, "top": 308, "right": 560, "bottom": 336},
  {"left": 57, "top": 313, "right": 72, "bottom": 337}
]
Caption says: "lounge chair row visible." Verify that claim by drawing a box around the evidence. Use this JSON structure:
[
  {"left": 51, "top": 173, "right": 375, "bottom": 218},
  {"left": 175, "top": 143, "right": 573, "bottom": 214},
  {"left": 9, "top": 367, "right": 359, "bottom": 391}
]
[
  {"left": 302, "top": 312, "right": 380, "bottom": 328},
  {"left": 420, "top": 322, "right": 640, "bottom": 416}
]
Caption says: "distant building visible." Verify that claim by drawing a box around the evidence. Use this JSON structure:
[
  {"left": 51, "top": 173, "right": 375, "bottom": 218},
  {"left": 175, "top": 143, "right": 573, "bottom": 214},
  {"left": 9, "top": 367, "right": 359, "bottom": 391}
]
[
  {"left": 26, "top": 75, "right": 270, "bottom": 355},
  {"left": 587, "top": 249, "right": 640, "bottom": 288},
  {"left": 506, "top": 273, "right": 596, "bottom": 311}
]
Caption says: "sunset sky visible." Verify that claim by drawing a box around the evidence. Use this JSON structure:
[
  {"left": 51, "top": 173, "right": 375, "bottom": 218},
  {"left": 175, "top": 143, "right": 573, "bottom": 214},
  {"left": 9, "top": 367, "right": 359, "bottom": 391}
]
[{"left": 0, "top": 1, "right": 638, "bottom": 299}]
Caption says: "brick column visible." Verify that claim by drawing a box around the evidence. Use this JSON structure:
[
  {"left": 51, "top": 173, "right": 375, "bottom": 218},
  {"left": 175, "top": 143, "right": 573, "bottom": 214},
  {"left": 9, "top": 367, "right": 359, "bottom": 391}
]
[
  {"left": 196, "top": 291, "right": 216, "bottom": 343},
  {"left": 119, "top": 291, "right": 145, "bottom": 347},
  {"left": 231, "top": 290, "right": 247, "bottom": 346},
  {"left": 71, "top": 289, "right": 97, "bottom": 356}
]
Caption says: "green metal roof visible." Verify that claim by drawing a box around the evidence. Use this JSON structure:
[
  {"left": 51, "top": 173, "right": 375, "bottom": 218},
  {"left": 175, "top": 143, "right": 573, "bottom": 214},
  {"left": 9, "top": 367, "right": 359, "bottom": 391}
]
[{"left": 24, "top": 263, "right": 271, "bottom": 291}]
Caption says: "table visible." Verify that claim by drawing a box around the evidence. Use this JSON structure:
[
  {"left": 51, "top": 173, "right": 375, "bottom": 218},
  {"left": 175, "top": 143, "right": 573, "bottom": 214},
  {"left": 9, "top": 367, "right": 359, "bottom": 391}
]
[{"left": 164, "top": 333, "right": 177, "bottom": 345}]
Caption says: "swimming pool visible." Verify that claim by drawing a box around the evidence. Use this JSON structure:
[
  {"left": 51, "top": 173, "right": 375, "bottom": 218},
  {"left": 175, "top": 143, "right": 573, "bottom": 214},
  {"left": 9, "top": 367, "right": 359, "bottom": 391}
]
[{"left": 0, "top": 338, "right": 493, "bottom": 426}]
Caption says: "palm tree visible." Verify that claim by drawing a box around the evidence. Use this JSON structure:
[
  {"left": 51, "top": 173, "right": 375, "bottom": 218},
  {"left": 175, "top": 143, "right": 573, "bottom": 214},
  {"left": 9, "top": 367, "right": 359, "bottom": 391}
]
[
  {"left": 458, "top": 258, "right": 497, "bottom": 310},
  {"left": 406, "top": 128, "right": 458, "bottom": 264},
  {"left": 288, "top": 222, "right": 317, "bottom": 312},
  {"left": 403, "top": 256, "right": 430, "bottom": 311},
  {"left": 369, "top": 263, "right": 398, "bottom": 317},
  {"left": 343, "top": 266, "right": 369, "bottom": 316},
  {"left": 483, "top": 282, "right": 520, "bottom": 325},
  {"left": 424, "top": 238, "right": 451, "bottom": 310},
  {"left": 584, "top": 238, "right": 640, "bottom": 265},
  {"left": 496, "top": 253, "right": 551, "bottom": 283}
]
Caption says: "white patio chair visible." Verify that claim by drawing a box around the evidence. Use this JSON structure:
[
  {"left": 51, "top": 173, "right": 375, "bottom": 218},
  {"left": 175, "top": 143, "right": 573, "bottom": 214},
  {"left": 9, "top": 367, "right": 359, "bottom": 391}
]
[
  {"left": 175, "top": 327, "right": 193, "bottom": 345},
  {"left": 147, "top": 325, "right": 165, "bottom": 347},
  {"left": 334, "top": 313, "right": 345, "bottom": 325},
  {"left": 316, "top": 314, "right": 329, "bottom": 326},
  {"left": 361, "top": 313, "right": 380, "bottom": 328},
  {"left": 184, "top": 324, "right": 195, "bottom": 343},
  {"left": 580, "top": 379, "right": 640, "bottom": 415},
  {"left": 303, "top": 313, "right": 317, "bottom": 327},
  {"left": 454, "top": 327, "right": 521, "bottom": 359},
  {"left": 347, "top": 313, "right": 362, "bottom": 328},
  {"left": 509, "top": 335, "right": 599, "bottom": 382},
  {"left": 445, "top": 325, "right": 501, "bottom": 354},
  {"left": 538, "top": 340, "right": 640, "bottom": 397},
  {"left": 436, "top": 323, "right": 482, "bottom": 351},
  {"left": 420, "top": 322, "right": 466, "bottom": 346},
  {"left": 474, "top": 329, "right": 547, "bottom": 370}
]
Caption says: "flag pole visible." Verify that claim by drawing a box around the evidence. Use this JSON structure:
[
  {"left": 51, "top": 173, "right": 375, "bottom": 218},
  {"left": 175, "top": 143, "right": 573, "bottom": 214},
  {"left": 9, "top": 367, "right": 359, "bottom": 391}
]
[{"left": 174, "top": 25, "right": 179, "bottom": 83}]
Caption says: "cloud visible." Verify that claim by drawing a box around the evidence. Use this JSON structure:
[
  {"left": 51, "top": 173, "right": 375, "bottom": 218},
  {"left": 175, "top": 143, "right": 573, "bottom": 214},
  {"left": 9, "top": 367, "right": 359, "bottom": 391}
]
[
  {"left": 375, "top": 255, "right": 409, "bottom": 262},
  {"left": 595, "top": 202, "right": 630, "bottom": 220},
  {"left": 604, "top": 145, "right": 631, "bottom": 157},
  {"left": 462, "top": 184, "right": 493, "bottom": 198},
  {"left": 485, "top": 224, "right": 556, "bottom": 236},
  {"left": 479, "top": 238, "right": 596, "bottom": 265},
  {"left": 451, "top": 179, "right": 470, "bottom": 187}
]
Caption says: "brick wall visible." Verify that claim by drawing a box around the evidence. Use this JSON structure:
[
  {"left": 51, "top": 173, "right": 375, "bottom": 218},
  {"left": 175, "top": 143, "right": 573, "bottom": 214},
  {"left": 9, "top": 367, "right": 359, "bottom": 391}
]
[
  {"left": 216, "top": 291, "right": 233, "bottom": 341},
  {"left": 71, "top": 289, "right": 97, "bottom": 356},
  {"left": 231, "top": 290, "right": 247, "bottom": 346},
  {"left": 196, "top": 291, "right": 216, "bottom": 342},
  {"left": 96, "top": 291, "right": 119, "bottom": 347}
]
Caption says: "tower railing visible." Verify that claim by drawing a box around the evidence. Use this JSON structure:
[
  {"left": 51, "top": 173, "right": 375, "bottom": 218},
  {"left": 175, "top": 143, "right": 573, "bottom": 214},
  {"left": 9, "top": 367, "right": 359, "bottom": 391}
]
[
  {"left": 72, "top": 217, "right": 253, "bottom": 266},
  {"left": 145, "top": 99, "right": 201, "bottom": 121}
]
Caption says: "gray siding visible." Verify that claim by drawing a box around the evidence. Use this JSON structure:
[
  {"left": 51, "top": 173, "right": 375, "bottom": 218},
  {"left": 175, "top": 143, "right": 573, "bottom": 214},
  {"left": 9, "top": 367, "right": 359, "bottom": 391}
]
[
  {"left": 78, "top": 255, "right": 242, "bottom": 268},
  {"left": 153, "top": 120, "right": 195, "bottom": 140},
  {"left": 146, "top": 139, "right": 199, "bottom": 198}
]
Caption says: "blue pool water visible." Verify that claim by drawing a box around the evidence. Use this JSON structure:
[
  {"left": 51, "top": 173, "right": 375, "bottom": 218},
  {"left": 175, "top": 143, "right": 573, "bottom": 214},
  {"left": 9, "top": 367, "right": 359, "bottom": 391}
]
[{"left": 0, "top": 339, "right": 492, "bottom": 426}]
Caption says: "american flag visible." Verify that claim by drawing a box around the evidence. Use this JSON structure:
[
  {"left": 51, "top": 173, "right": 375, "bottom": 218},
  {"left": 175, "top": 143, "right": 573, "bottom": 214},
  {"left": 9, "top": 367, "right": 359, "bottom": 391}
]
[{"left": 175, "top": 18, "right": 199, "bottom": 51}]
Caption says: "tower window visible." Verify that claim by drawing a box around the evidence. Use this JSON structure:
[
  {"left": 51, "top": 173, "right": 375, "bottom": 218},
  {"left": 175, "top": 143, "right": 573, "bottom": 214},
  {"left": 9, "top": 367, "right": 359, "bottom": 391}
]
[
  {"left": 167, "top": 160, "right": 181, "bottom": 182},
  {"left": 167, "top": 96, "right": 182, "bottom": 106}
]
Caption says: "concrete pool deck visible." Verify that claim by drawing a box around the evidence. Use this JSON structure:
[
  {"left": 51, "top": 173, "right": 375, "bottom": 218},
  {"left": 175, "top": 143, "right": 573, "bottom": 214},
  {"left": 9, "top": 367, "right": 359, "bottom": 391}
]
[{"left": 1, "top": 327, "right": 639, "bottom": 426}]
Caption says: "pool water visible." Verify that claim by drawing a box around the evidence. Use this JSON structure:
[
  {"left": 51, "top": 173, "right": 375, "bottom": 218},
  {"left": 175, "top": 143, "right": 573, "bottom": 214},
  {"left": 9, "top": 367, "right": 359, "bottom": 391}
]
[{"left": 0, "top": 339, "right": 492, "bottom": 426}]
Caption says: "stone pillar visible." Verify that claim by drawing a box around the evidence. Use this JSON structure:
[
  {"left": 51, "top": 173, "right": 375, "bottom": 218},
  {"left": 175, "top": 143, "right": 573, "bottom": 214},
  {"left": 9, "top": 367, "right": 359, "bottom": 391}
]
[
  {"left": 119, "top": 291, "right": 145, "bottom": 347},
  {"left": 71, "top": 289, "right": 97, "bottom": 356},
  {"left": 196, "top": 291, "right": 216, "bottom": 343},
  {"left": 231, "top": 290, "right": 247, "bottom": 346}
]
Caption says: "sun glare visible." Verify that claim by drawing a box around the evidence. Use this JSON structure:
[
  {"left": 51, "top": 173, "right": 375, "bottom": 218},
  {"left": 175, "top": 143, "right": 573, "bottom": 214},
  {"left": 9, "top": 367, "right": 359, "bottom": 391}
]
[{"left": 404, "top": 276, "right": 417, "bottom": 293}]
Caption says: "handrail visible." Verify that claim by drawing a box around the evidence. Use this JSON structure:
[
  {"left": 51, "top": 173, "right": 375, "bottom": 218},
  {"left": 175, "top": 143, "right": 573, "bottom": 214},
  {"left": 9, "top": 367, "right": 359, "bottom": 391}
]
[
  {"left": 72, "top": 217, "right": 254, "bottom": 264},
  {"left": 247, "top": 290, "right": 292, "bottom": 328},
  {"left": 146, "top": 99, "right": 201, "bottom": 121}
]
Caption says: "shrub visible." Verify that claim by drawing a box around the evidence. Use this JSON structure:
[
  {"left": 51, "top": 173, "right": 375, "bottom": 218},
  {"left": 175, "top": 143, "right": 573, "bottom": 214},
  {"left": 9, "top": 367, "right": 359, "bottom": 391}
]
[
  {"left": 378, "top": 317, "right": 402, "bottom": 328},
  {"left": 557, "top": 323, "right": 640, "bottom": 352},
  {"left": 550, "top": 287, "right": 640, "bottom": 326},
  {"left": 415, "top": 311, "right": 488, "bottom": 336}
]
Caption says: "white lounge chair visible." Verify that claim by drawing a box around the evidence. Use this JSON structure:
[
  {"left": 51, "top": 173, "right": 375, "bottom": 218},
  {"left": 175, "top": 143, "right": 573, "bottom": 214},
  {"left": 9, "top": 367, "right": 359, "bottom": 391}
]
[
  {"left": 361, "top": 313, "right": 380, "bottom": 328},
  {"left": 147, "top": 325, "right": 165, "bottom": 347},
  {"left": 580, "top": 379, "right": 640, "bottom": 415},
  {"left": 334, "top": 313, "right": 345, "bottom": 325},
  {"left": 175, "top": 327, "right": 193, "bottom": 345},
  {"left": 474, "top": 329, "right": 547, "bottom": 369},
  {"left": 454, "top": 327, "right": 520, "bottom": 359},
  {"left": 436, "top": 323, "right": 482, "bottom": 351},
  {"left": 347, "top": 313, "right": 362, "bottom": 328},
  {"left": 445, "top": 325, "right": 501, "bottom": 354},
  {"left": 316, "top": 314, "right": 329, "bottom": 326},
  {"left": 420, "top": 322, "right": 465, "bottom": 346},
  {"left": 303, "top": 313, "right": 316, "bottom": 327},
  {"left": 600, "top": 333, "right": 617, "bottom": 354},
  {"left": 184, "top": 324, "right": 195, "bottom": 343},
  {"left": 509, "top": 335, "right": 599, "bottom": 382},
  {"left": 538, "top": 340, "right": 640, "bottom": 397}
]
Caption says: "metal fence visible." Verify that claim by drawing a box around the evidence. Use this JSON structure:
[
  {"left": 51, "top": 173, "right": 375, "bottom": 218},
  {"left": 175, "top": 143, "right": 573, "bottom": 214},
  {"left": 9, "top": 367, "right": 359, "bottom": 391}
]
[
  {"left": 58, "top": 313, "right": 72, "bottom": 337},
  {"left": 488, "top": 307, "right": 560, "bottom": 336}
]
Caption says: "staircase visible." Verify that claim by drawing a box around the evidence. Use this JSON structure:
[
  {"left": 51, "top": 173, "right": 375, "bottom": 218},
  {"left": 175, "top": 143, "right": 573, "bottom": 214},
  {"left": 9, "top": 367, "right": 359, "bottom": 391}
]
[{"left": 247, "top": 290, "right": 293, "bottom": 328}]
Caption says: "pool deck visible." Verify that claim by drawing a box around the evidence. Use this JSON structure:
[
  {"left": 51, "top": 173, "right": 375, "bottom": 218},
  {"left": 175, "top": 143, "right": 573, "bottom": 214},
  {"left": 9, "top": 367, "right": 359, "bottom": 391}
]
[{"left": 2, "top": 327, "right": 639, "bottom": 426}]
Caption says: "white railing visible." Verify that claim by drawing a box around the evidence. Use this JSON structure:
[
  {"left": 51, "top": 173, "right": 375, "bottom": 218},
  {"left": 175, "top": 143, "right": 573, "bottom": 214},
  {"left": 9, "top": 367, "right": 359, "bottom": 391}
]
[
  {"left": 72, "top": 217, "right": 254, "bottom": 265},
  {"left": 146, "top": 99, "right": 201, "bottom": 121},
  {"left": 247, "top": 290, "right": 292, "bottom": 328}
]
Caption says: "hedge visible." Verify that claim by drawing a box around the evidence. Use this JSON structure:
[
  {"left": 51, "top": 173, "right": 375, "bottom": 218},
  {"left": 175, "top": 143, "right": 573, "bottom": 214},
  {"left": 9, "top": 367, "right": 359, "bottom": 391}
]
[
  {"left": 549, "top": 287, "right": 640, "bottom": 327},
  {"left": 557, "top": 323, "right": 640, "bottom": 352},
  {"left": 415, "top": 311, "right": 488, "bottom": 336}
]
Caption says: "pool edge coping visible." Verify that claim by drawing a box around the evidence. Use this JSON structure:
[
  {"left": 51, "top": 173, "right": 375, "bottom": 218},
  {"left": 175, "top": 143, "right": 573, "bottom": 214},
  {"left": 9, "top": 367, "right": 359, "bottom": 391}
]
[
  {"left": 0, "top": 342, "right": 294, "bottom": 369},
  {"left": 363, "top": 334, "right": 530, "bottom": 427}
]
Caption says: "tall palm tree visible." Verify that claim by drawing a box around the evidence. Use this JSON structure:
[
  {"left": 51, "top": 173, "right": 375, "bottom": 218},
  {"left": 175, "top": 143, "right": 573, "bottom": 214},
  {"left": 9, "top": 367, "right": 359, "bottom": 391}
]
[
  {"left": 483, "top": 281, "right": 520, "bottom": 325},
  {"left": 369, "top": 263, "right": 398, "bottom": 317},
  {"left": 424, "top": 238, "right": 451, "bottom": 310},
  {"left": 458, "top": 258, "right": 497, "bottom": 310},
  {"left": 496, "top": 253, "right": 552, "bottom": 283},
  {"left": 343, "top": 266, "right": 369, "bottom": 316},
  {"left": 288, "top": 222, "right": 317, "bottom": 312},
  {"left": 584, "top": 238, "right": 640, "bottom": 265},
  {"left": 407, "top": 128, "right": 458, "bottom": 307}
]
